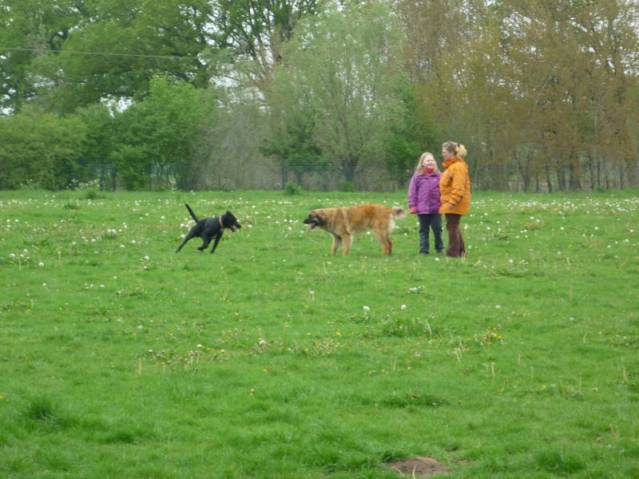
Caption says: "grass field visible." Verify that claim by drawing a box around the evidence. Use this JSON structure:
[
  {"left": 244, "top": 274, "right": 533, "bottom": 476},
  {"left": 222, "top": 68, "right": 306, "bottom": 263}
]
[{"left": 1, "top": 189, "right": 638, "bottom": 478}]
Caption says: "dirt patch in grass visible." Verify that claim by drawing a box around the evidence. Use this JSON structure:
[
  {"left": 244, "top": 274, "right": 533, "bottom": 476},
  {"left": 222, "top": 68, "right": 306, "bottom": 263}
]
[{"left": 387, "top": 456, "right": 447, "bottom": 477}]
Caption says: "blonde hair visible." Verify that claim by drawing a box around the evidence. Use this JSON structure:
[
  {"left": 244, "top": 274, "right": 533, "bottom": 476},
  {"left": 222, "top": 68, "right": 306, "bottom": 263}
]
[
  {"left": 415, "top": 152, "right": 439, "bottom": 173},
  {"left": 442, "top": 141, "right": 467, "bottom": 159}
]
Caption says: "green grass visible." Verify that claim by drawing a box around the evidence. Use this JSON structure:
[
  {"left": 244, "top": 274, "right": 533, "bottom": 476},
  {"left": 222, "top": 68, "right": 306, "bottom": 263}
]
[{"left": 0, "top": 189, "right": 638, "bottom": 478}]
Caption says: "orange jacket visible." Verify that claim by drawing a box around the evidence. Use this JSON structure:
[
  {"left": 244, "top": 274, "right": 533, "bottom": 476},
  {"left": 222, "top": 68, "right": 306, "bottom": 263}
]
[{"left": 439, "top": 157, "right": 471, "bottom": 215}]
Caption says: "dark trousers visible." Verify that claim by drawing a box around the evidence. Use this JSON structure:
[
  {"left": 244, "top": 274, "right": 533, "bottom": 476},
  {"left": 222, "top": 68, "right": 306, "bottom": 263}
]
[
  {"left": 417, "top": 214, "right": 443, "bottom": 254},
  {"left": 445, "top": 214, "right": 466, "bottom": 257}
]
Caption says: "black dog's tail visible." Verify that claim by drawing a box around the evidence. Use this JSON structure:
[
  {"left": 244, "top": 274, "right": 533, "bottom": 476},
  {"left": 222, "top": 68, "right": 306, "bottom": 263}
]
[{"left": 185, "top": 203, "right": 198, "bottom": 222}]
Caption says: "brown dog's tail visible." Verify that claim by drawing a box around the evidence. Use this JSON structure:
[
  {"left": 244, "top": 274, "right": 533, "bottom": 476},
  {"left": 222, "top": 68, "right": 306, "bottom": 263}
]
[
  {"left": 392, "top": 207, "right": 406, "bottom": 219},
  {"left": 185, "top": 203, "right": 198, "bottom": 222}
]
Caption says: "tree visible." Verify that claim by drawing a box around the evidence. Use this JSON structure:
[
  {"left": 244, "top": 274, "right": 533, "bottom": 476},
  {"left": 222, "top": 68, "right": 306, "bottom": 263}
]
[
  {"left": 273, "top": 1, "right": 406, "bottom": 188},
  {"left": 400, "top": 0, "right": 639, "bottom": 191},
  {"left": 0, "top": 107, "right": 86, "bottom": 189},
  {"left": 1, "top": 0, "right": 219, "bottom": 114},
  {"left": 76, "top": 104, "right": 118, "bottom": 190},
  {"left": 212, "top": 0, "right": 320, "bottom": 90},
  {"left": 112, "top": 76, "right": 217, "bottom": 190},
  {"left": 0, "top": 0, "right": 83, "bottom": 112},
  {"left": 384, "top": 79, "right": 438, "bottom": 188},
  {"left": 263, "top": 64, "right": 323, "bottom": 188}
]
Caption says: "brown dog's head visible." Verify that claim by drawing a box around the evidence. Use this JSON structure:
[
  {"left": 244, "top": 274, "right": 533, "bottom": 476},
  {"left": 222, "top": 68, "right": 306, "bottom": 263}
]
[{"left": 303, "top": 210, "right": 326, "bottom": 230}]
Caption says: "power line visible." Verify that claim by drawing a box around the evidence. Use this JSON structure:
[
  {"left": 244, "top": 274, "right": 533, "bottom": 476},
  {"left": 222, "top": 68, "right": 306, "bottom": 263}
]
[{"left": 0, "top": 46, "right": 196, "bottom": 60}]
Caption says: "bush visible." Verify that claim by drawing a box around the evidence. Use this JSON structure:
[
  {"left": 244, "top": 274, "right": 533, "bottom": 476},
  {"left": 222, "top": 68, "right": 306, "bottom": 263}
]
[
  {"left": 284, "top": 182, "right": 303, "bottom": 195},
  {"left": 339, "top": 181, "right": 355, "bottom": 192}
]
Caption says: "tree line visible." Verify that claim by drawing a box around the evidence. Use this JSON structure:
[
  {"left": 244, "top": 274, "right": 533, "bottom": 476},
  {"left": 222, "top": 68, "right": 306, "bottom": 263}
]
[{"left": 1, "top": 0, "right": 638, "bottom": 191}]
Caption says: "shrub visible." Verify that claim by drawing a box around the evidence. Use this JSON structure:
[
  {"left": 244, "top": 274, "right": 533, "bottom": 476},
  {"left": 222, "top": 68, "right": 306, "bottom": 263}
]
[{"left": 284, "top": 182, "right": 303, "bottom": 195}]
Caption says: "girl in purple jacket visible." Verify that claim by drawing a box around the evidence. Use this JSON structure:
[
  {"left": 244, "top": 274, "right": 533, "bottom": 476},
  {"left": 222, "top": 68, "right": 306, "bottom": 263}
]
[{"left": 408, "top": 152, "right": 443, "bottom": 255}]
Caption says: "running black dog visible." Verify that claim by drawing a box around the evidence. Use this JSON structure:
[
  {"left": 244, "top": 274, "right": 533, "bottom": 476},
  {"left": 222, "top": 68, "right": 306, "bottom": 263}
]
[{"left": 176, "top": 204, "right": 241, "bottom": 253}]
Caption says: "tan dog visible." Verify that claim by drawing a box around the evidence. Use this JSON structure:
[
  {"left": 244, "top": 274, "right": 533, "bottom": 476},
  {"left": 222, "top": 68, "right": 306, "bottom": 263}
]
[{"left": 303, "top": 204, "right": 405, "bottom": 255}]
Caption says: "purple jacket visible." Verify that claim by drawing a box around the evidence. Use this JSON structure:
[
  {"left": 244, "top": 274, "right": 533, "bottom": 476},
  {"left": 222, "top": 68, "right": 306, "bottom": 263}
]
[{"left": 408, "top": 172, "right": 442, "bottom": 214}]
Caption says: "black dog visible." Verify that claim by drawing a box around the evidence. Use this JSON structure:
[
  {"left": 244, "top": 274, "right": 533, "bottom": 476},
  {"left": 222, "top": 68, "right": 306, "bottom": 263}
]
[{"left": 176, "top": 204, "right": 241, "bottom": 253}]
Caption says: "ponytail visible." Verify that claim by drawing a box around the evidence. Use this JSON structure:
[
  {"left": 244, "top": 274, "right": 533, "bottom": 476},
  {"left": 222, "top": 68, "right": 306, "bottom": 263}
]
[{"left": 443, "top": 141, "right": 467, "bottom": 159}]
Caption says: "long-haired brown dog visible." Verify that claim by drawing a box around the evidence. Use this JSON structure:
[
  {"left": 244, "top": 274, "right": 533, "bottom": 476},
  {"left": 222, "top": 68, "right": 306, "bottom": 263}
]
[{"left": 303, "top": 204, "right": 405, "bottom": 256}]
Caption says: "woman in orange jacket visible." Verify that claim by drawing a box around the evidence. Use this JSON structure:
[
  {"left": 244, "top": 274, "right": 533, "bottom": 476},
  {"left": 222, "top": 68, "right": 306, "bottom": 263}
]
[{"left": 439, "top": 141, "right": 471, "bottom": 257}]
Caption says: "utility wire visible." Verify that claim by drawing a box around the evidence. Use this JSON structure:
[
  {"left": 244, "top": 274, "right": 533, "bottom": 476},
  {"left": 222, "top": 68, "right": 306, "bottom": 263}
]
[{"left": 1, "top": 46, "right": 196, "bottom": 60}]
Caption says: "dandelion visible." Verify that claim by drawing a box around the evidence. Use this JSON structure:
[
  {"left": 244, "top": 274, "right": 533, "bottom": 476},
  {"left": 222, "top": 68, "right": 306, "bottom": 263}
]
[
  {"left": 143, "top": 255, "right": 150, "bottom": 261},
  {"left": 400, "top": 304, "right": 407, "bottom": 311},
  {"left": 363, "top": 306, "right": 370, "bottom": 313},
  {"left": 38, "top": 262, "right": 44, "bottom": 267}
]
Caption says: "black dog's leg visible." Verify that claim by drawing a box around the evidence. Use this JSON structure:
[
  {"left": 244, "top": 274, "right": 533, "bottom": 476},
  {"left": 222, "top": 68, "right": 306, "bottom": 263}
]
[
  {"left": 210, "top": 232, "right": 223, "bottom": 253},
  {"left": 199, "top": 229, "right": 217, "bottom": 251},
  {"left": 198, "top": 238, "right": 210, "bottom": 251},
  {"left": 176, "top": 230, "right": 196, "bottom": 253}
]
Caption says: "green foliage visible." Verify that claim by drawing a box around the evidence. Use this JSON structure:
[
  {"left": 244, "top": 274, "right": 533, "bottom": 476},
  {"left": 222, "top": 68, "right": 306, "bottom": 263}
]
[
  {"left": 113, "top": 76, "right": 217, "bottom": 190},
  {"left": 263, "top": 71, "right": 325, "bottom": 188},
  {"left": 75, "top": 105, "right": 118, "bottom": 190},
  {"left": 110, "top": 144, "right": 150, "bottom": 190},
  {"left": 284, "top": 182, "right": 303, "bottom": 195},
  {"left": 273, "top": 0, "right": 407, "bottom": 186},
  {"left": 0, "top": 0, "right": 82, "bottom": 112},
  {"left": 0, "top": 108, "right": 87, "bottom": 189},
  {"left": 384, "top": 80, "right": 439, "bottom": 186},
  {"left": 32, "top": 0, "right": 214, "bottom": 113},
  {"left": 1, "top": 0, "right": 638, "bottom": 191},
  {"left": 0, "top": 77, "right": 218, "bottom": 192},
  {"left": 339, "top": 181, "right": 355, "bottom": 192}
]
